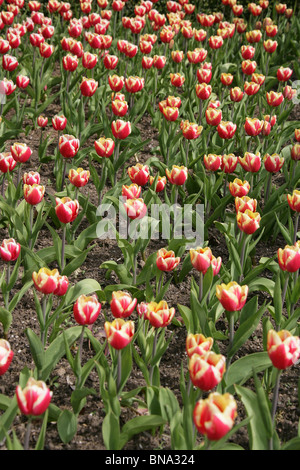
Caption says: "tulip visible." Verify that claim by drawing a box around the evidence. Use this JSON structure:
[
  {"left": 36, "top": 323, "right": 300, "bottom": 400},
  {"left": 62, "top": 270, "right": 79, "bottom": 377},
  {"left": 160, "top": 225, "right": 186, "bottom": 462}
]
[
  {"left": 216, "top": 281, "right": 248, "bottom": 311},
  {"left": 146, "top": 300, "right": 175, "bottom": 328},
  {"left": 241, "top": 45, "right": 255, "bottom": 60},
  {"left": 125, "top": 76, "right": 144, "bottom": 94},
  {"left": 53, "top": 274, "right": 69, "bottom": 297},
  {"left": 230, "top": 86, "right": 244, "bottom": 102},
  {"left": 68, "top": 168, "right": 90, "bottom": 188},
  {"left": 37, "top": 115, "right": 48, "bottom": 128},
  {"left": 58, "top": 134, "right": 80, "bottom": 159},
  {"left": 149, "top": 175, "right": 167, "bottom": 193},
  {"left": 123, "top": 197, "right": 147, "bottom": 220},
  {"left": 39, "top": 42, "right": 54, "bottom": 59},
  {"left": 244, "top": 81, "right": 260, "bottom": 96},
  {"left": 171, "top": 50, "right": 184, "bottom": 63},
  {"left": 181, "top": 120, "right": 203, "bottom": 140},
  {"left": 291, "top": 144, "right": 300, "bottom": 161},
  {"left": 0, "top": 152, "right": 17, "bottom": 174},
  {"left": 211, "top": 256, "right": 222, "bottom": 276},
  {"left": 166, "top": 96, "right": 181, "bottom": 108},
  {"left": 217, "top": 121, "right": 237, "bottom": 139},
  {"left": 105, "top": 318, "right": 135, "bottom": 350},
  {"left": 16, "top": 377, "right": 52, "bottom": 416},
  {"left": 241, "top": 59, "right": 257, "bottom": 75},
  {"left": 190, "top": 246, "right": 212, "bottom": 274},
  {"left": 277, "top": 244, "right": 300, "bottom": 273},
  {"left": 80, "top": 77, "right": 98, "bottom": 97},
  {"left": 266, "top": 91, "right": 284, "bottom": 107},
  {"left": 94, "top": 137, "right": 115, "bottom": 158},
  {"left": 287, "top": 190, "right": 300, "bottom": 212},
  {"left": 244, "top": 117, "right": 263, "bottom": 136},
  {"left": 0, "top": 339, "right": 14, "bottom": 376},
  {"left": 263, "top": 153, "right": 284, "bottom": 173},
  {"left": 170, "top": 72, "right": 185, "bottom": 87},
  {"left": 203, "top": 154, "right": 222, "bottom": 172},
  {"left": 188, "top": 352, "right": 226, "bottom": 391},
  {"left": 128, "top": 163, "right": 150, "bottom": 186},
  {"left": 108, "top": 74, "right": 124, "bottom": 92},
  {"left": 82, "top": 51, "right": 98, "bottom": 69},
  {"left": 111, "top": 97, "right": 128, "bottom": 117},
  {"left": 52, "top": 114, "right": 67, "bottom": 131},
  {"left": 239, "top": 152, "right": 261, "bottom": 173},
  {"left": 111, "top": 120, "right": 131, "bottom": 140},
  {"left": 62, "top": 54, "right": 79, "bottom": 72},
  {"left": 229, "top": 178, "right": 250, "bottom": 197},
  {"left": 142, "top": 56, "right": 154, "bottom": 69},
  {"left": 10, "top": 143, "right": 32, "bottom": 163},
  {"left": 16, "top": 75, "right": 30, "bottom": 89},
  {"left": 73, "top": 294, "right": 102, "bottom": 326},
  {"left": 263, "top": 39, "right": 278, "bottom": 53},
  {"left": 186, "top": 333, "right": 213, "bottom": 358},
  {"left": 220, "top": 73, "right": 234, "bottom": 86},
  {"left": 193, "top": 392, "right": 237, "bottom": 441},
  {"left": 55, "top": 197, "right": 79, "bottom": 224},
  {"left": 277, "top": 66, "right": 293, "bottom": 82},
  {"left": 205, "top": 108, "right": 222, "bottom": 127},
  {"left": 110, "top": 291, "right": 137, "bottom": 319},
  {"left": 0, "top": 238, "right": 20, "bottom": 262},
  {"left": 267, "top": 329, "right": 300, "bottom": 370},
  {"left": 162, "top": 106, "right": 179, "bottom": 122},
  {"left": 235, "top": 196, "right": 257, "bottom": 214},
  {"left": 237, "top": 209, "right": 261, "bottom": 234},
  {"left": 209, "top": 35, "right": 223, "bottom": 49},
  {"left": 166, "top": 165, "right": 188, "bottom": 185},
  {"left": 122, "top": 184, "right": 142, "bottom": 200},
  {"left": 24, "top": 184, "right": 45, "bottom": 206},
  {"left": 2, "top": 54, "right": 18, "bottom": 72},
  {"left": 156, "top": 248, "right": 180, "bottom": 272},
  {"left": 221, "top": 154, "right": 238, "bottom": 173},
  {"left": 32, "top": 267, "right": 60, "bottom": 295},
  {"left": 251, "top": 73, "right": 265, "bottom": 86},
  {"left": 195, "top": 83, "right": 212, "bottom": 100}
]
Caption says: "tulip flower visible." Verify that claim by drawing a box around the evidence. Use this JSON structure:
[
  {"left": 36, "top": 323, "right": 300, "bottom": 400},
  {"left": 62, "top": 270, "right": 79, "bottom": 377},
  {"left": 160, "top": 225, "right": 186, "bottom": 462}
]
[
  {"left": 82, "top": 51, "right": 98, "bottom": 69},
  {"left": 104, "top": 318, "right": 135, "bottom": 350},
  {"left": 221, "top": 154, "right": 239, "bottom": 174},
  {"left": 244, "top": 117, "right": 263, "bottom": 136},
  {"left": 94, "top": 137, "right": 115, "bottom": 158},
  {"left": 241, "top": 45, "right": 255, "bottom": 60},
  {"left": 32, "top": 268, "right": 60, "bottom": 295},
  {"left": 244, "top": 81, "right": 260, "bottom": 96},
  {"left": 59, "top": 134, "right": 80, "bottom": 159},
  {"left": 156, "top": 248, "right": 180, "bottom": 272},
  {"left": 166, "top": 96, "right": 181, "bottom": 108},
  {"left": 52, "top": 114, "right": 67, "bottom": 131},
  {"left": 211, "top": 256, "right": 222, "bottom": 276},
  {"left": 204, "top": 154, "right": 222, "bottom": 172},
  {"left": 235, "top": 196, "right": 257, "bottom": 214},
  {"left": 62, "top": 54, "right": 79, "bottom": 72},
  {"left": 110, "top": 291, "right": 137, "bottom": 319},
  {"left": 170, "top": 72, "right": 185, "bottom": 87},
  {"left": 111, "top": 98, "right": 128, "bottom": 117},
  {"left": 193, "top": 392, "right": 237, "bottom": 441},
  {"left": 23, "top": 184, "right": 45, "bottom": 206},
  {"left": 73, "top": 294, "right": 102, "bottom": 326},
  {"left": 108, "top": 74, "right": 124, "bottom": 92},
  {"left": 287, "top": 190, "right": 300, "bottom": 213},
  {"left": 0, "top": 339, "right": 14, "bottom": 376},
  {"left": 68, "top": 168, "right": 90, "bottom": 188},
  {"left": 267, "top": 329, "right": 300, "bottom": 370},
  {"left": 162, "top": 106, "right": 179, "bottom": 122},
  {"left": 190, "top": 246, "right": 212, "bottom": 274},
  {"left": 128, "top": 163, "right": 150, "bottom": 186},
  {"left": 263, "top": 153, "right": 284, "bottom": 173},
  {"left": 37, "top": 115, "right": 48, "bottom": 129},
  {"left": 277, "top": 67, "right": 293, "bottom": 82},
  {"left": 229, "top": 178, "right": 250, "bottom": 197},
  {"left": 217, "top": 121, "right": 237, "bottom": 139},
  {"left": 0, "top": 238, "right": 21, "bottom": 262},
  {"left": 111, "top": 120, "right": 131, "bottom": 140},
  {"left": 266, "top": 91, "right": 284, "bottom": 107},
  {"left": 171, "top": 50, "right": 184, "bottom": 63},
  {"left": 122, "top": 184, "right": 142, "bottom": 200},
  {"left": 53, "top": 274, "right": 69, "bottom": 297},
  {"left": 216, "top": 281, "right": 248, "bottom": 312},
  {"left": 239, "top": 152, "right": 261, "bottom": 173},
  {"left": 10, "top": 143, "right": 32, "bottom": 163},
  {"left": 241, "top": 59, "right": 257, "bottom": 75},
  {"left": 237, "top": 208, "right": 260, "bottom": 234},
  {"left": 205, "top": 108, "right": 222, "bottom": 127},
  {"left": 146, "top": 300, "right": 175, "bottom": 328},
  {"left": 186, "top": 333, "right": 213, "bottom": 358},
  {"left": 55, "top": 197, "right": 79, "bottom": 224},
  {"left": 196, "top": 67, "right": 212, "bottom": 83},
  {"left": 291, "top": 144, "right": 300, "bottom": 161},
  {"left": 277, "top": 244, "right": 300, "bottom": 273},
  {"left": 264, "top": 39, "right": 278, "bottom": 54},
  {"left": 188, "top": 352, "right": 226, "bottom": 391},
  {"left": 123, "top": 198, "right": 147, "bottom": 220},
  {"left": 166, "top": 165, "right": 188, "bottom": 186},
  {"left": 230, "top": 86, "right": 244, "bottom": 102},
  {"left": 16, "top": 377, "right": 52, "bottom": 416},
  {"left": 149, "top": 175, "right": 167, "bottom": 193},
  {"left": 0, "top": 152, "right": 17, "bottom": 175},
  {"left": 2, "top": 54, "right": 18, "bottom": 72},
  {"left": 195, "top": 83, "right": 212, "bottom": 101}
]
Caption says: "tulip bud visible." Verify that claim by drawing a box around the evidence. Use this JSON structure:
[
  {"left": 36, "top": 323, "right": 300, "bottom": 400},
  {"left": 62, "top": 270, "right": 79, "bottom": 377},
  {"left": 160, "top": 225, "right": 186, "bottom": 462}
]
[
  {"left": 94, "top": 137, "right": 115, "bottom": 158},
  {"left": 181, "top": 120, "right": 203, "bottom": 139},
  {"left": 189, "top": 352, "right": 226, "bottom": 391},
  {"left": 59, "top": 134, "right": 80, "bottom": 158},
  {"left": 32, "top": 267, "right": 60, "bottom": 295},
  {"left": 146, "top": 300, "right": 175, "bottom": 328},
  {"left": 229, "top": 178, "right": 250, "bottom": 197},
  {"left": 24, "top": 184, "right": 45, "bottom": 205},
  {"left": 52, "top": 114, "right": 67, "bottom": 131},
  {"left": 68, "top": 168, "right": 90, "bottom": 187},
  {"left": 104, "top": 318, "right": 135, "bottom": 350},
  {"left": 110, "top": 291, "right": 137, "bottom": 319},
  {"left": 149, "top": 175, "right": 167, "bottom": 192},
  {"left": 37, "top": 115, "right": 48, "bottom": 128},
  {"left": 193, "top": 392, "right": 237, "bottom": 441},
  {"left": 186, "top": 333, "right": 213, "bottom": 358},
  {"left": 0, "top": 339, "right": 14, "bottom": 376},
  {"left": 10, "top": 143, "right": 32, "bottom": 163},
  {"left": 190, "top": 246, "right": 212, "bottom": 274},
  {"left": 16, "top": 377, "right": 52, "bottom": 416},
  {"left": 156, "top": 248, "right": 180, "bottom": 272},
  {"left": 128, "top": 163, "right": 150, "bottom": 186},
  {"left": 267, "top": 329, "right": 300, "bottom": 370},
  {"left": 216, "top": 281, "right": 248, "bottom": 311},
  {"left": 287, "top": 190, "right": 300, "bottom": 212},
  {"left": 278, "top": 244, "right": 300, "bottom": 272},
  {"left": 166, "top": 165, "right": 188, "bottom": 185},
  {"left": 0, "top": 238, "right": 20, "bottom": 262},
  {"left": 73, "top": 294, "right": 102, "bottom": 325},
  {"left": 55, "top": 197, "right": 79, "bottom": 224},
  {"left": 237, "top": 209, "right": 261, "bottom": 234}
]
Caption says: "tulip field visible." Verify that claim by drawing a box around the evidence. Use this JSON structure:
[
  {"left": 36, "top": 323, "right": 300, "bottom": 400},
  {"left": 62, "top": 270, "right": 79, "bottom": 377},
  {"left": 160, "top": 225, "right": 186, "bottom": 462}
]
[{"left": 0, "top": 0, "right": 300, "bottom": 453}]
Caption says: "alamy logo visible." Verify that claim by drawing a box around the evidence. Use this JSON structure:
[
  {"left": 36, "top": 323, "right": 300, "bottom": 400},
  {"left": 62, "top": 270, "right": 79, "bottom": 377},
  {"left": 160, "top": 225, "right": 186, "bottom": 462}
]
[
  {"left": 291, "top": 80, "right": 300, "bottom": 105},
  {"left": 96, "top": 198, "right": 205, "bottom": 249}
]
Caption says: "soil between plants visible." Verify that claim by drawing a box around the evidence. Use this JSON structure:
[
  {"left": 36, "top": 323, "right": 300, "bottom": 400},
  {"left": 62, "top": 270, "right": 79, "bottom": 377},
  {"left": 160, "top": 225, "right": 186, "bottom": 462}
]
[{"left": 0, "top": 102, "right": 299, "bottom": 451}]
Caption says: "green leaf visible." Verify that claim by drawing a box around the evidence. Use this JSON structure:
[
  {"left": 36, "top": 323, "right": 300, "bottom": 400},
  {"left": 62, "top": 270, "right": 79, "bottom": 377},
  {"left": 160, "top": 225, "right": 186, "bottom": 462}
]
[
  {"left": 119, "top": 415, "right": 167, "bottom": 450},
  {"left": 225, "top": 352, "right": 272, "bottom": 392},
  {"left": 102, "top": 410, "right": 121, "bottom": 450},
  {"left": 25, "top": 328, "right": 45, "bottom": 373},
  {"left": 57, "top": 409, "right": 78, "bottom": 444},
  {"left": 0, "top": 307, "right": 13, "bottom": 335}
]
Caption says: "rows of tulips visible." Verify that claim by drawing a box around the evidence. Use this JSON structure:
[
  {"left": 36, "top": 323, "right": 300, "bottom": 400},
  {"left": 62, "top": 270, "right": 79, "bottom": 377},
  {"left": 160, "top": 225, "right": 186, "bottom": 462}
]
[{"left": 0, "top": 0, "right": 299, "bottom": 451}]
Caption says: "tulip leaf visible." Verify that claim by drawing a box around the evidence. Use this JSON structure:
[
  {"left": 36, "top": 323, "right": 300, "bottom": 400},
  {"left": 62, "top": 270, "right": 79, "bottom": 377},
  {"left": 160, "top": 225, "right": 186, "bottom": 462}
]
[
  {"left": 57, "top": 409, "right": 78, "bottom": 444},
  {"left": 0, "top": 307, "right": 13, "bottom": 336},
  {"left": 118, "top": 415, "right": 167, "bottom": 450},
  {"left": 225, "top": 352, "right": 272, "bottom": 392}
]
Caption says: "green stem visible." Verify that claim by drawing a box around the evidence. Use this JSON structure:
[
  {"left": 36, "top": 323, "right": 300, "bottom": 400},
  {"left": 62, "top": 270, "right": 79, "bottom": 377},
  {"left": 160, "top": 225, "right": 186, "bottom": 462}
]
[
  {"left": 149, "top": 329, "right": 159, "bottom": 385},
  {"left": 24, "top": 417, "right": 33, "bottom": 451},
  {"left": 117, "top": 348, "right": 122, "bottom": 393},
  {"left": 61, "top": 224, "right": 66, "bottom": 271},
  {"left": 199, "top": 271, "right": 203, "bottom": 303},
  {"left": 269, "top": 369, "right": 281, "bottom": 451},
  {"left": 293, "top": 212, "right": 299, "bottom": 245},
  {"left": 41, "top": 294, "right": 47, "bottom": 346}
]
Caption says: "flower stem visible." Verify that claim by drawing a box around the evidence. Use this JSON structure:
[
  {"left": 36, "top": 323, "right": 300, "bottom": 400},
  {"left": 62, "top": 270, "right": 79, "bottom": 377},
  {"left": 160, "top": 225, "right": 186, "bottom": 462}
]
[
  {"left": 116, "top": 348, "right": 122, "bottom": 393},
  {"left": 199, "top": 271, "right": 203, "bottom": 303},
  {"left": 41, "top": 294, "right": 47, "bottom": 346},
  {"left": 61, "top": 224, "right": 66, "bottom": 271},
  {"left": 293, "top": 212, "right": 299, "bottom": 245},
  {"left": 24, "top": 417, "right": 32, "bottom": 451},
  {"left": 269, "top": 369, "right": 281, "bottom": 451},
  {"left": 149, "top": 329, "right": 159, "bottom": 385}
]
